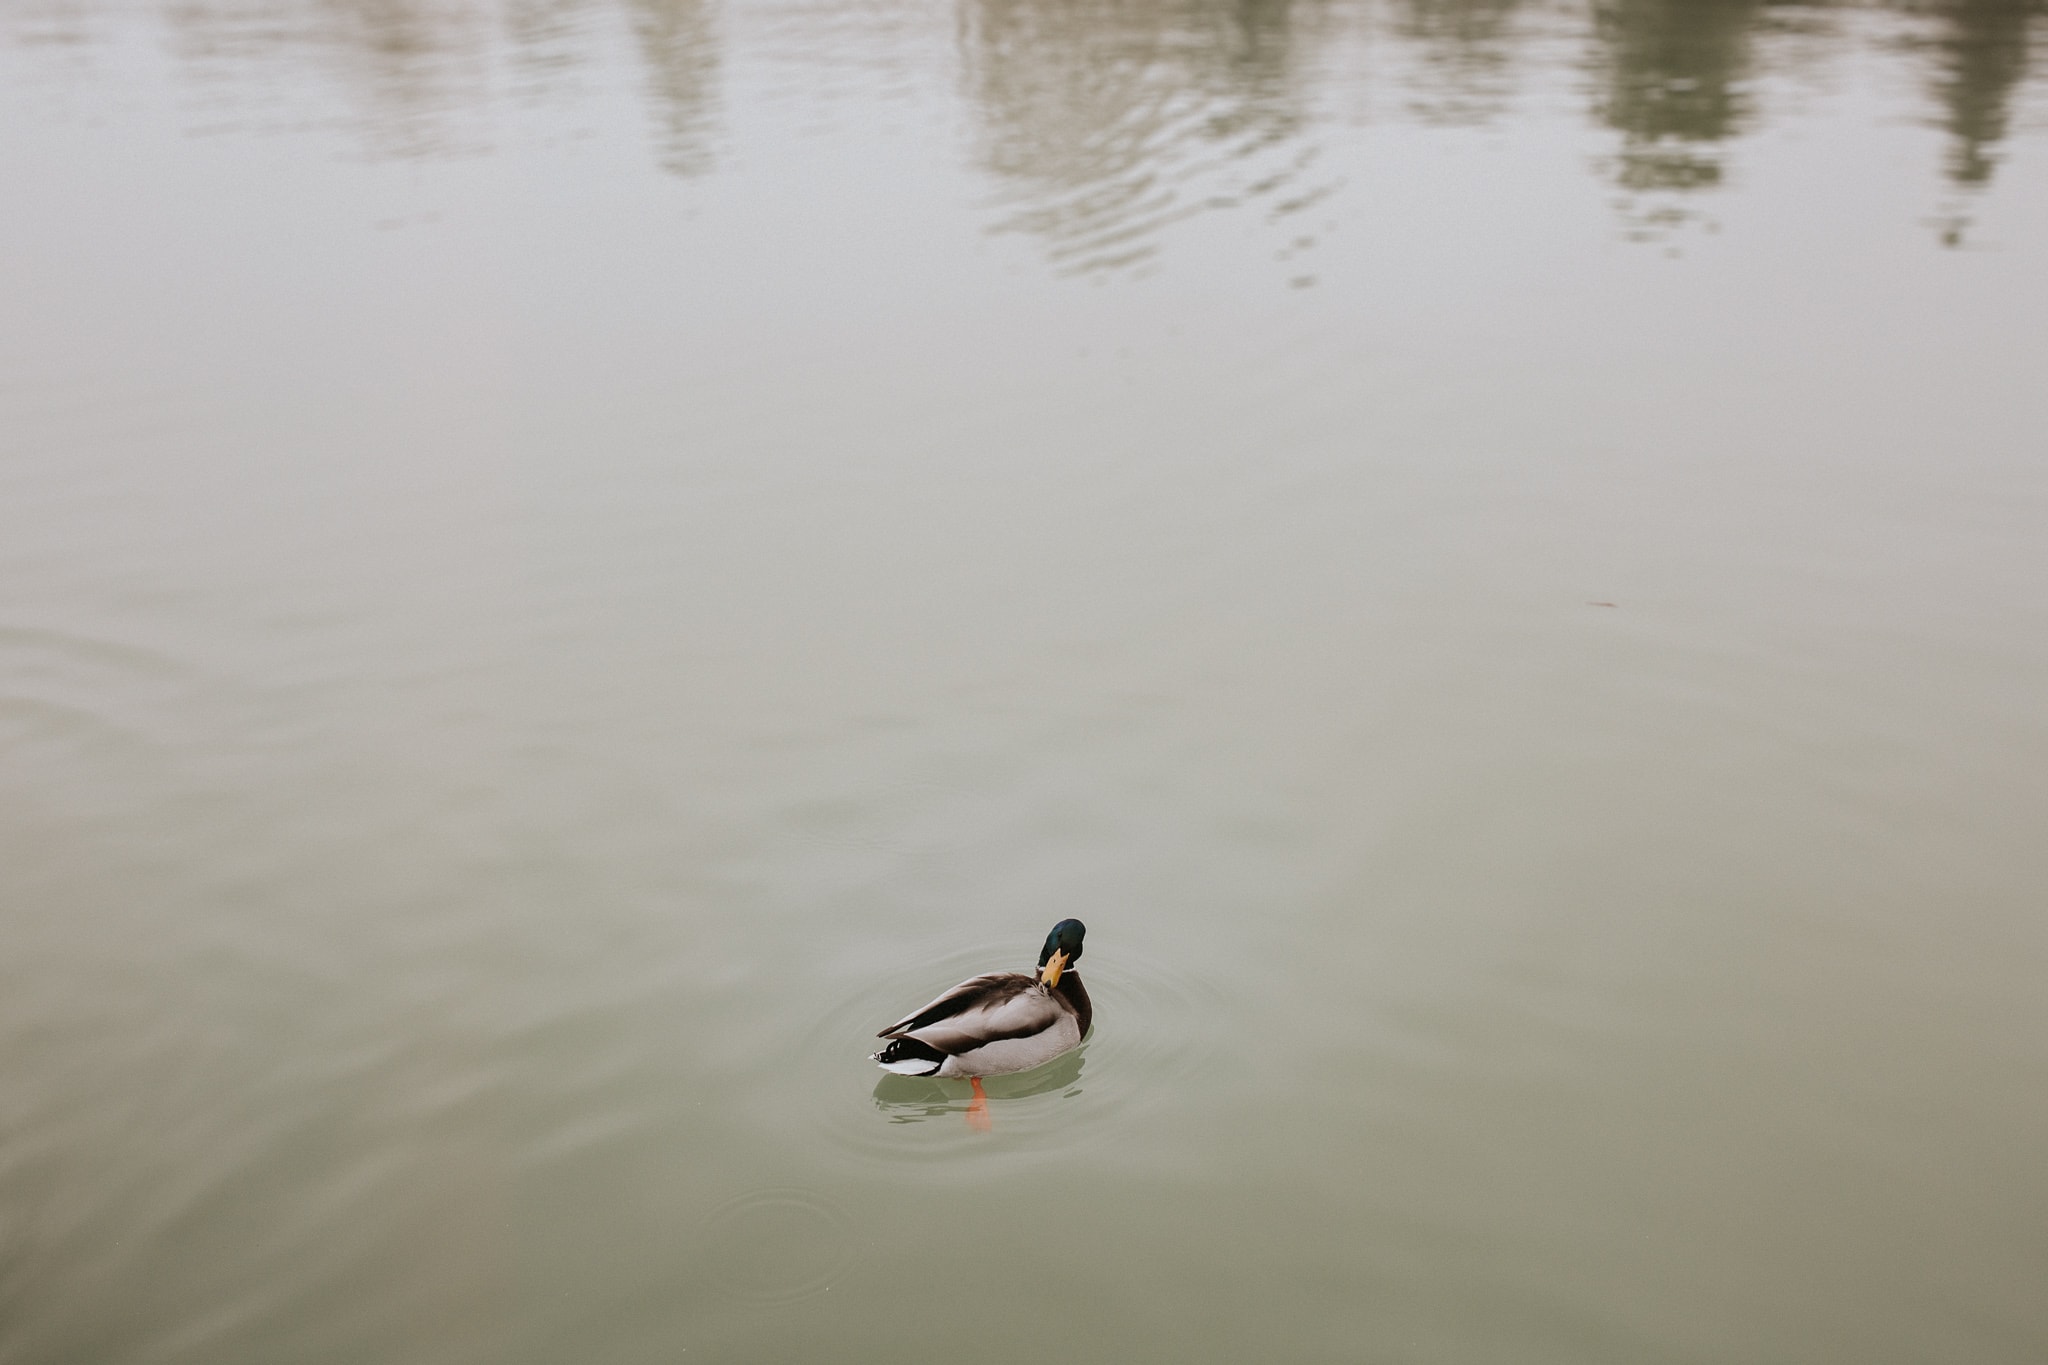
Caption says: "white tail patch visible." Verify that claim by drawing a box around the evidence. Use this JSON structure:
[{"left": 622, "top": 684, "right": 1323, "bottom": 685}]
[{"left": 873, "top": 1052, "right": 941, "bottom": 1076}]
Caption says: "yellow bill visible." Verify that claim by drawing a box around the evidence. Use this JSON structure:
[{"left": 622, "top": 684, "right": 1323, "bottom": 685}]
[{"left": 1040, "top": 949, "right": 1068, "bottom": 988}]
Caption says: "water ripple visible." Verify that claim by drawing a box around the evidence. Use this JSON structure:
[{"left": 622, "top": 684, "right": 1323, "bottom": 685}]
[{"left": 698, "top": 1186, "right": 853, "bottom": 1305}]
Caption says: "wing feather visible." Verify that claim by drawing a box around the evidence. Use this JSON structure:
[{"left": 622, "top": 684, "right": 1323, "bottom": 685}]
[
  {"left": 876, "top": 972, "right": 1032, "bottom": 1039},
  {"left": 906, "top": 986, "right": 1069, "bottom": 1057}
]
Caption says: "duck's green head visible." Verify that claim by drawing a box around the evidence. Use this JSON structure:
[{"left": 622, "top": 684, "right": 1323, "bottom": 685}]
[{"left": 1037, "top": 919, "right": 1086, "bottom": 987}]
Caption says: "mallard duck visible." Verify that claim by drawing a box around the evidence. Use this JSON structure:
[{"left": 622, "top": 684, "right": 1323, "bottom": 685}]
[{"left": 871, "top": 920, "right": 1091, "bottom": 1079}]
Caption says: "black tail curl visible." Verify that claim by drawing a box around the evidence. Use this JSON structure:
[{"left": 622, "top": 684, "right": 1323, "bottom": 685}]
[{"left": 872, "top": 1035, "right": 947, "bottom": 1075}]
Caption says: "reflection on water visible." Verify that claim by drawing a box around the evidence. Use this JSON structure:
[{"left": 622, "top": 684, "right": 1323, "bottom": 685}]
[
  {"left": 42, "top": 0, "right": 723, "bottom": 169},
  {"left": 629, "top": 0, "right": 717, "bottom": 174},
  {"left": 1932, "top": 0, "right": 2037, "bottom": 186},
  {"left": 165, "top": 0, "right": 496, "bottom": 155},
  {"left": 872, "top": 1046, "right": 1086, "bottom": 1123},
  {"left": 959, "top": 0, "right": 1333, "bottom": 274},
  {"left": 1392, "top": 0, "right": 1527, "bottom": 124},
  {"left": 955, "top": 0, "right": 2047, "bottom": 257},
  {"left": 1927, "top": 0, "right": 2040, "bottom": 240},
  {"left": 1589, "top": 0, "right": 1759, "bottom": 237},
  {"left": 7, "top": 0, "right": 2041, "bottom": 254}
]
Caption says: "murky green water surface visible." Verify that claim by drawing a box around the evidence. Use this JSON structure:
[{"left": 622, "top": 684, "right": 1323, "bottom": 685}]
[{"left": 3, "top": 0, "right": 2046, "bottom": 1358}]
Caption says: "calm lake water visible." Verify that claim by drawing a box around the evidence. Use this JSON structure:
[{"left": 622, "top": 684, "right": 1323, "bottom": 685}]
[{"left": 3, "top": 0, "right": 2047, "bottom": 1358}]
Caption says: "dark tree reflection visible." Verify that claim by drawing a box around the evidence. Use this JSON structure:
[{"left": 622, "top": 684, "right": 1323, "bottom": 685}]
[
  {"left": 1901, "top": 0, "right": 2044, "bottom": 244},
  {"left": 1928, "top": 0, "right": 2040, "bottom": 188},
  {"left": 1589, "top": 0, "right": 1764, "bottom": 207}
]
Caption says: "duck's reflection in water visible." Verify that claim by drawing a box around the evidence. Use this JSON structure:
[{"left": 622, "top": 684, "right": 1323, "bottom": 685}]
[{"left": 871, "top": 1046, "right": 1087, "bottom": 1129}]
